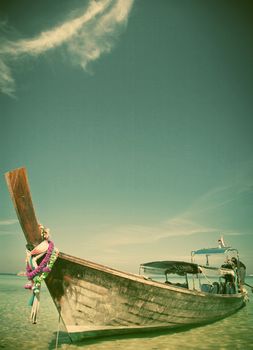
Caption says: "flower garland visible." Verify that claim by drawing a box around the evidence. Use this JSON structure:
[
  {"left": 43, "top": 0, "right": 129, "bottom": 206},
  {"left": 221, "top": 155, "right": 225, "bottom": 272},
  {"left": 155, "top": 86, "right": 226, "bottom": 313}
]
[
  {"left": 24, "top": 225, "right": 58, "bottom": 323},
  {"left": 25, "top": 240, "right": 58, "bottom": 293},
  {"left": 26, "top": 241, "right": 55, "bottom": 279}
]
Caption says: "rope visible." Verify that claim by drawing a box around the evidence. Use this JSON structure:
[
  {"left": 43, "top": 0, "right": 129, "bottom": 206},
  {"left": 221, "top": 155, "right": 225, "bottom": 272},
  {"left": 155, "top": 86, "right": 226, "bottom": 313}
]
[
  {"left": 55, "top": 312, "right": 61, "bottom": 350},
  {"left": 200, "top": 268, "right": 213, "bottom": 285}
]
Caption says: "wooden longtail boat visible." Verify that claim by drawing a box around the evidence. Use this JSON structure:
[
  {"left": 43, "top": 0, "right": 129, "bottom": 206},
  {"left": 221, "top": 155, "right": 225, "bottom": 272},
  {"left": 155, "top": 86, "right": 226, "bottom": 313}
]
[{"left": 5, "top": 167, "right": 248, "bottom": 341}]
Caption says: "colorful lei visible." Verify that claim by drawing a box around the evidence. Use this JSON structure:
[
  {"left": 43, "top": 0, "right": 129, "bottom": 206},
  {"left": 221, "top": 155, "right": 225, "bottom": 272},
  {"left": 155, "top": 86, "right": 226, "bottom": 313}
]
[
  {"left": 25, "top": 240, "right": 58, "bottom": 293},
  {"left": 24, "top": 225, "right": 58, "bottom": 323}
]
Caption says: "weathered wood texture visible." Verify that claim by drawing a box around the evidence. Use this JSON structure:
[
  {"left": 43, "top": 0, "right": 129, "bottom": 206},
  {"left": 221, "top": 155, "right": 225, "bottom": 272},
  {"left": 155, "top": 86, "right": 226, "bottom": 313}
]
[
  {"left": 46, "top": 253, "right": 246, "bottom": 340},
  {"left": 5, "top": 167, "right": 41, "bottom": 246}
]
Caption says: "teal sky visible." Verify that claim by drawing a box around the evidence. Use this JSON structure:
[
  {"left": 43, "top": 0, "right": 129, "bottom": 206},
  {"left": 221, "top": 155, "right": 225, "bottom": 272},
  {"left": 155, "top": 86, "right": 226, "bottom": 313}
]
[{"left": 0, "top": 0, "right": 253, "bottom": 274}]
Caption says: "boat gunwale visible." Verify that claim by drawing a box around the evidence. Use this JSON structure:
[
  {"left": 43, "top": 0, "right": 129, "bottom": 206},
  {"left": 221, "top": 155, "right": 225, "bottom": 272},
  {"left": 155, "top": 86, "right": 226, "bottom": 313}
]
[{"left": 58, "top": 252, "right": 246, "bottom": 300}]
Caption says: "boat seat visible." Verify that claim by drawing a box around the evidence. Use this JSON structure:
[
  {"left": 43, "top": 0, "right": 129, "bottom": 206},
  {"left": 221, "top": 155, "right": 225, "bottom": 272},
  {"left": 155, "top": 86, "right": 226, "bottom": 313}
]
[
  {"left": 211, "top": 282, "right": 220, "bottom": 294},
  {"left": 201, "top": 284, "right": 212, "bottom": 293}
]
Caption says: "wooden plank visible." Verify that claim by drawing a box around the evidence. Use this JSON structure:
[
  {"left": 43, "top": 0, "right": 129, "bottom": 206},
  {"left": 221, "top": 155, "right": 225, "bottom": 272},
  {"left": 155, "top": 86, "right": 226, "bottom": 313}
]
[{"left": 5, "top": 167, "right": 41, "bottom": 246}]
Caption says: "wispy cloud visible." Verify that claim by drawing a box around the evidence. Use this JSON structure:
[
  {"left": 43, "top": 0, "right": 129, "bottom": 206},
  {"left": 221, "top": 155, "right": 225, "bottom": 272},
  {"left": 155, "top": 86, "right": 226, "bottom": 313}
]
[
  {"left": 71, "top": 168, "right": 253, "bottom": 270},
  {"left": 0, "top": 231, "right": 19, "bottom": 237},
  {"left": 0, "top": 0, "right": 134, "bottom": 96},
  {"left": 0, "top": 219, "right": 18, "bottom": 226},
  {"left": 0, "top": 219, "right": 19, "bottom": 237},
  {"left": 89, "top": 173, "right": 253, "bottom": 250},
  {"left": 90, "top": 216, "right": 216, "bottom": 249},
  {"left": 183, "top": 179, "right": 253, "bottom": 220},
  {"left": 77, "top": 217, "right": 216, "bottom": 271}
]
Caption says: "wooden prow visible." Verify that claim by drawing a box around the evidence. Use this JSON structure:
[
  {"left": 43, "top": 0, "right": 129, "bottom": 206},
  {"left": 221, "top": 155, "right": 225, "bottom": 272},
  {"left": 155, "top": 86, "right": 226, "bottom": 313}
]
[{"left": 5, "top": 167, "right": 42, "bottom": 246}]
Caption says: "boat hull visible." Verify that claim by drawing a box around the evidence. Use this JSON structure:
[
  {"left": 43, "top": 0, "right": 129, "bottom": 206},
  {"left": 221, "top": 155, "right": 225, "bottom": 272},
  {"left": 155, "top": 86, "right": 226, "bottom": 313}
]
[
  {"left": 46, "top": 252, "right": 246, "bottom": 341},
  {"left": 4, "top": 168, "right": 247, "bottom": 341}
]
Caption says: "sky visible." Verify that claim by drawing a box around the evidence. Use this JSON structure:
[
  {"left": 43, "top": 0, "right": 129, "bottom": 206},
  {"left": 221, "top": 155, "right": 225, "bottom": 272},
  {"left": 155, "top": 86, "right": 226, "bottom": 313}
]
[{"left": 0, "top": 0, "right": 253, "bottom": 274}]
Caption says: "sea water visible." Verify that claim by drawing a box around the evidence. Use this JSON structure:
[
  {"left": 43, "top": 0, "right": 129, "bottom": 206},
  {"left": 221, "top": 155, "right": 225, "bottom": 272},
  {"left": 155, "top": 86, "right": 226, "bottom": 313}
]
[{"left": 0, "top": 275, "right": 253, "bottom": 350}]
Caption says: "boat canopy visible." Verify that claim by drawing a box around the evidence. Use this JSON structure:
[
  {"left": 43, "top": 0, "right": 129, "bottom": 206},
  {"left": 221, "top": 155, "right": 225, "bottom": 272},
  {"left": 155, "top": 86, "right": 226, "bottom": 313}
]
[
  {"left": 191, "top": 247, "right": 238, "bottom": 256},
  {"left": 140, "top": 261, "right": 199, "bottom": 275}
]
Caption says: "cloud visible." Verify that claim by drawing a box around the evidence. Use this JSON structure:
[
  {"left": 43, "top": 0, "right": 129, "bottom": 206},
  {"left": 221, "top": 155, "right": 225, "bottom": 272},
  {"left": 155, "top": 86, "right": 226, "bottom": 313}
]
[
  {"left": 0, "top": 0, "right": 134, "bottom": 96},
  {"left": 183, "top": 179, "right": 253, "bottom": 219},
  {"left": 0, "top": 231, "right": 19, "bottom": 236},
  {"left": 90, "top": 216, "right": 216, "bottom": 249},
  {"left": 0, "top": 59, "right": 16, "bottom": 97},
  {"left": 77, "top": 216, "right": 216, "bottom": 271},
  {"left": 0, "top": 219, "right": 18, "bottom": 225},
  {"left": 0, "top": 219, "right": 19, "bottom": 236},
  {"left": 88, "top": 174, "right": 253, "bottom": 250}
]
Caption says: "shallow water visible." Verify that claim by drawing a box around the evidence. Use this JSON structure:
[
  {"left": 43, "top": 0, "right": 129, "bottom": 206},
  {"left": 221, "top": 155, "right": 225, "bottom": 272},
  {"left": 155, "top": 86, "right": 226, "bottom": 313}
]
[{"left": 0, "top": 275, "right": 253, "bottom": 350}]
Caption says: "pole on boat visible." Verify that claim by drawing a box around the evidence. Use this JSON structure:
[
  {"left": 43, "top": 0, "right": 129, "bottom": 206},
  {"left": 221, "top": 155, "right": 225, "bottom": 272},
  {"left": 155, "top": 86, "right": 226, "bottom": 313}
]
[
  {"left": 244, "top": 282, "right": 253, "bottom": 293},
  {"left": 55, "top": 312, "right": 61, "bottom": 350}
]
